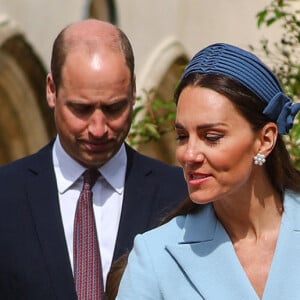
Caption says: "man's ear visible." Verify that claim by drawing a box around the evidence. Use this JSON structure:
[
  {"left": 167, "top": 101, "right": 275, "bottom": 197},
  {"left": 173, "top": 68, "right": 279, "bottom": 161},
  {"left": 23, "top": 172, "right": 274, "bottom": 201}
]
[
  {"left": 46, "top": 73, "right": 56, "bottom": 108},
  {"left": 132, "top": 74, "right": 136, "bottom": 105},
  {"left": 257, "top": 122, "right": 278, "bottom": 157}
]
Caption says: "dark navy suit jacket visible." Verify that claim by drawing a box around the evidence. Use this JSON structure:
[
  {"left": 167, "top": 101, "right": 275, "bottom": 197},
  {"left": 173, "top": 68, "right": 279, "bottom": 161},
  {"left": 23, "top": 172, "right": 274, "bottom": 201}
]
[{"left": 0, "top": 141, "right": 187, "bottom": 299}]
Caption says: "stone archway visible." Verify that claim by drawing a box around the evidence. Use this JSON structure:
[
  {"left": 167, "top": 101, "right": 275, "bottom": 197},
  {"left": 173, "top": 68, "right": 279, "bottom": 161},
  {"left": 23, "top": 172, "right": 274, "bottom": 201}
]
[
  {"left": 135, "top": 37, "right": 189, "bottom": 165},
  {"left": 0, "top": 16, "right": 55, "bottom": 164}
]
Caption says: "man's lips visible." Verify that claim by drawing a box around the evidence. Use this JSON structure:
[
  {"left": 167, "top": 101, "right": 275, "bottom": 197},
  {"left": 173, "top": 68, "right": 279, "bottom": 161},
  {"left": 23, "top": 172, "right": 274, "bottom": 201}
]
[{"left": 83, "top": 140, "right": 112, "bottom": 151}]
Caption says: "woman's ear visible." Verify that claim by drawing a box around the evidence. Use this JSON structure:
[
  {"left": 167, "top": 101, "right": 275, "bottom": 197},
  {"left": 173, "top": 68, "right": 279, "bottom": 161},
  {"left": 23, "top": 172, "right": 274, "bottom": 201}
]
[{"left": 258, "top": 122, "right": 278, "bottom": 157}]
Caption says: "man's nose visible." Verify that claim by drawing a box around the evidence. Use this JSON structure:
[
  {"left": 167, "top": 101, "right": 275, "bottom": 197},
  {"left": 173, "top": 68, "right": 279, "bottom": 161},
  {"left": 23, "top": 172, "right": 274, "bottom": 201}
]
[{"left": 88, "top": 110, "right": 108, "bottom": 137}]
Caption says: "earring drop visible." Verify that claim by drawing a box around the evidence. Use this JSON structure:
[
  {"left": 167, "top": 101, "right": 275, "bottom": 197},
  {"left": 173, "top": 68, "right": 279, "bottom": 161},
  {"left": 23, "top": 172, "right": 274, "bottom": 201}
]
[{"left": 253, "top": 153, "right": 266, "bottom": 166}]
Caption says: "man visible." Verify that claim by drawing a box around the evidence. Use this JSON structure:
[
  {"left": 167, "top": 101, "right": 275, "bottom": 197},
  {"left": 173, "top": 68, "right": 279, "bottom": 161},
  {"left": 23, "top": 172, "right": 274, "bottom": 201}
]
[{"left": 0, "top": 19, "right": 187, "bottom": 299}]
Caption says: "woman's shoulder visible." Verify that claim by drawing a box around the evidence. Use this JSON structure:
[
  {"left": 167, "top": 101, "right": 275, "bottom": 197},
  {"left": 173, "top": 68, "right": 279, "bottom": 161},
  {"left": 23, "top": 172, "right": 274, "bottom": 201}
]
[
  {"left": 138, "top": 204, "right": 210, "bottom": 245},
  {"left": 143, "top": 213, "right": 187, "bottom": 240},
  {"left": 285, "top": 189, "right": 300, "bottom": 203},
  {"left": 283, "top": 190, "right": 300, "bottom": 227}
]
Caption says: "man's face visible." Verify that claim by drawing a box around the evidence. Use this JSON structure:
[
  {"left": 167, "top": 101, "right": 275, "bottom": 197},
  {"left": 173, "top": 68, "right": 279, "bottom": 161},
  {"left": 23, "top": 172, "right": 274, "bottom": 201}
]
[{"left": 47, "top": 49, "right": 135, "bottom": 168}]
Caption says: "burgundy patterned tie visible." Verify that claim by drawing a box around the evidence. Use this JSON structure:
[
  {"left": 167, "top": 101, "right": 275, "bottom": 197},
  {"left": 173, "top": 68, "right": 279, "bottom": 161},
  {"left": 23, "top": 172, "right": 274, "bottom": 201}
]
[{"left": 73, "top": 169, "right": 104, "bottom": 300}]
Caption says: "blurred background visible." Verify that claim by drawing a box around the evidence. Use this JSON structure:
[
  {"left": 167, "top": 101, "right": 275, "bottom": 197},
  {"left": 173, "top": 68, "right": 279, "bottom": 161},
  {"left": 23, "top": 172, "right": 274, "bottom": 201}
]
[{"left": 0, "top": 0, "right": 285, "bottom": 165}]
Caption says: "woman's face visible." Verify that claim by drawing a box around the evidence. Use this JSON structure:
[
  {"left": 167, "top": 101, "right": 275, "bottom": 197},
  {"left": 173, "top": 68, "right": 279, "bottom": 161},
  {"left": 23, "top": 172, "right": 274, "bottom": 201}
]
[{"left": 175, "top": 86, "right": 261, "bottom": 204}]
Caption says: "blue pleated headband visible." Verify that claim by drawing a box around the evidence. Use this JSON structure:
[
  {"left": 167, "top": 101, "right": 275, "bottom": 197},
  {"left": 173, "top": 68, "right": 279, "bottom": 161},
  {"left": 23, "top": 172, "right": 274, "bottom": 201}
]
[{"left": 182, "top": 43, "right": 300, "bottom": 134}]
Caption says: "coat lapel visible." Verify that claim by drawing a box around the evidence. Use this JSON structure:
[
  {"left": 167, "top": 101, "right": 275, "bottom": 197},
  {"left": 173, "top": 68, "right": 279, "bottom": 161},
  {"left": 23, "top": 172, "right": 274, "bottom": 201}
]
[
  {"left": 262, "top": 191, "right": 300, "bottom": 299},
  {"left": 166, "top": 205, "right": 258, "bottom": 299},
  {"left": 26, "top": 143, "right": 77, "bottom": 299}
]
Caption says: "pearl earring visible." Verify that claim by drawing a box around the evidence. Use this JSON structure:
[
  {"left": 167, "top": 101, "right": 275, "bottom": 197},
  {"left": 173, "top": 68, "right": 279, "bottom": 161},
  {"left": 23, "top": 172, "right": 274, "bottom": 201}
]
[{"left": 253, "top": 153, "right": 266, "bottom": 166}]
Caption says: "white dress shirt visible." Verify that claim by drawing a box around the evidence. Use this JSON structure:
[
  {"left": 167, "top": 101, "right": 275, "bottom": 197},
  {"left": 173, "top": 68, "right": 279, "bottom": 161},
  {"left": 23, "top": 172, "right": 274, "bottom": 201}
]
[{"left": 52, "top": 137, "right": 126, "bottom": 288}]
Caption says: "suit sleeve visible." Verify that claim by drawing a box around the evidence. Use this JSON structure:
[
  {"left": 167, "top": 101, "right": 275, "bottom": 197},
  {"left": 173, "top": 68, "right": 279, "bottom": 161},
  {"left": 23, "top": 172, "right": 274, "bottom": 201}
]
[{"left": 116, "top": 234, "right": 163, "bottom": 299}]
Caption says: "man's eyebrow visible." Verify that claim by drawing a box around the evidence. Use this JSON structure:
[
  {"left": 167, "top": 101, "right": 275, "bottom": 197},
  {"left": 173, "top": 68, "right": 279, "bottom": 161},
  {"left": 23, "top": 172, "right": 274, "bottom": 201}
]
[{"left": 65, "top": 98, "right": 90, "bottom": 104}]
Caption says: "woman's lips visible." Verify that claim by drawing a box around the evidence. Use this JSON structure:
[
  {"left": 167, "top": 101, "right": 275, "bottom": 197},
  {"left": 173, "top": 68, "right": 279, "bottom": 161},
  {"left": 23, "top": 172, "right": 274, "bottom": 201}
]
[{"left": 187, "top": 172, "right": 211, "bottom": 185}]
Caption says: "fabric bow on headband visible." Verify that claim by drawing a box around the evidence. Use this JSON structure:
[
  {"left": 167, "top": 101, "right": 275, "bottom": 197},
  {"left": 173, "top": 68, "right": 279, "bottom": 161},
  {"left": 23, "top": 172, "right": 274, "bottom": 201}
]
[{"left": 182, "top": 43, "right": 300, "bottom": 134}]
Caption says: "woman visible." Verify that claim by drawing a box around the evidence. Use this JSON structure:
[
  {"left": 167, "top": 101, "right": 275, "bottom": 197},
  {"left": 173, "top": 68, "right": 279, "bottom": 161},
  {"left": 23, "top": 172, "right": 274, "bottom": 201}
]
[{"left": 116, "top": 43, "right": 300, "bottom": 299}]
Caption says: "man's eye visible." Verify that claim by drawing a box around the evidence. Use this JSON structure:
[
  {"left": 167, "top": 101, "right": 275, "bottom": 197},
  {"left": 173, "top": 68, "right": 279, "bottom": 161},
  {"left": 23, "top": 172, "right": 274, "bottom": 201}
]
[
  {"left": 71, "top": 104, "right": 93, "bottom": 115},
  {"left": 103, "top": 101, "right": 127, "bottom": 114}
]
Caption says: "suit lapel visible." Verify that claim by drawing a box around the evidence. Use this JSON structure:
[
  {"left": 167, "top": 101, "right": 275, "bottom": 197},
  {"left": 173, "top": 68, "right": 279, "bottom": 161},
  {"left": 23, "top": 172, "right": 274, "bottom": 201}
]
[
  {"left": 166, "top": 205, "right": 258, "bottom": 299},
  {"left": 113, "top": 145, "right": 155, "bottom": 260},
  {"left": 26, "top": 143, "right": 77, "bottom": 299}
]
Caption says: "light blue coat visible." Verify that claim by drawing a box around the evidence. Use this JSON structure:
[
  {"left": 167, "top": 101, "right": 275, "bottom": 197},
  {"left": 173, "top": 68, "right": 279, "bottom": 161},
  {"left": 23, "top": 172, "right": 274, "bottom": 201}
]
[{"left": 116, "top": 190, "right": 300, "bottom": 299}]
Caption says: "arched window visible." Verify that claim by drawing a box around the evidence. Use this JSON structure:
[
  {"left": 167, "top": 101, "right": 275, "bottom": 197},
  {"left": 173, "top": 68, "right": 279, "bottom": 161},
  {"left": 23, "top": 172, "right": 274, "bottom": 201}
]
[
  {"left": 0, "top": 16, "right": 55, "bottom": 164},
  {"left": 135, "top": 37, "right": 188, "bottom": 164}
]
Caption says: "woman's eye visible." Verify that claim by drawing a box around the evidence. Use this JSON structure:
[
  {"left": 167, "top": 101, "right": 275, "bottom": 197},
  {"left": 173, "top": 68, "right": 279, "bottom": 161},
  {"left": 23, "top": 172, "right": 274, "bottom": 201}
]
[
  {"left": 206, "top": 134, "right": 223, "bottom": 142},
  {"left": 175, "top": 133, "right": 187, "bottom": 141}
]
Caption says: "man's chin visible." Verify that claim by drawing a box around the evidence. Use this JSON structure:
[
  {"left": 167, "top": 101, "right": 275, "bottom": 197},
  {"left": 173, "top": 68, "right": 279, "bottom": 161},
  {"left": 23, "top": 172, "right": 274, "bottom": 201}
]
[{"left": 82, "top": 152, "right": 115, "bottom": 168}]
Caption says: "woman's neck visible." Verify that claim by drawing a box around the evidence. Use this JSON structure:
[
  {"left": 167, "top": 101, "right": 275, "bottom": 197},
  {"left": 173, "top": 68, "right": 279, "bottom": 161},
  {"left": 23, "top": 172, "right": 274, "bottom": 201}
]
[{"left": 213, "top": 185, "right": 283, "bottom": 242}]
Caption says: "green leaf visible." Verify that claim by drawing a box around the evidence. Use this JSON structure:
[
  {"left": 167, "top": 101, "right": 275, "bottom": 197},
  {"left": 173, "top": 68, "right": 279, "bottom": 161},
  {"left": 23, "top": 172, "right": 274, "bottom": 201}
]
[{"left": 256, "top": 10, "right": 268, "bottom": 27}]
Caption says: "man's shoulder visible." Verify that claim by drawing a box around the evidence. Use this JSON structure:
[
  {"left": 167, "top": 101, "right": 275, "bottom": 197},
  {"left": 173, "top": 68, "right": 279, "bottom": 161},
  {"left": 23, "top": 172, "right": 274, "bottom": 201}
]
[{"left": 0, "top": 141, "right": 53, "bottom": 176}]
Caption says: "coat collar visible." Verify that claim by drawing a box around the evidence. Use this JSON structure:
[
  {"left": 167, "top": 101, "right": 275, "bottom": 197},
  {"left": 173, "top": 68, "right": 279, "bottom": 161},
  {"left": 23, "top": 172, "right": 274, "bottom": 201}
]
[
  {"left": 166, "top": 191, "right": 300, "bottom": 299},
  {"left": 166, "top": 204, "right": 259, "bottom": 299}
]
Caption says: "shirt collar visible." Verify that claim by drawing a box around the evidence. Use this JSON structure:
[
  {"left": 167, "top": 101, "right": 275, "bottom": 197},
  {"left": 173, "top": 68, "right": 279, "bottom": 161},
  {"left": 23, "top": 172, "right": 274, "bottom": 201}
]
[
  {"left": 53, "top": 136, "right": 127, "bottom": 194},
  {"left": 99, "top": 143, "right": 127, "bottom": 194}
]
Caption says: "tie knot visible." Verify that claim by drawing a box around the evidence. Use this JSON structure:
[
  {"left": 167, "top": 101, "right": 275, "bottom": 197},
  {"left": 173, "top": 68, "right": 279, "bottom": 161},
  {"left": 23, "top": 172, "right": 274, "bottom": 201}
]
[{"left": 83, "top": 169, "right": 100, "bottom": 190}]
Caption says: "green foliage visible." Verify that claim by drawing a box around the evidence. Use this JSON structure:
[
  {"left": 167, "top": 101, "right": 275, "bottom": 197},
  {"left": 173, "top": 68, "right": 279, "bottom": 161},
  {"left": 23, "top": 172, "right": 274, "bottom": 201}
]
[
  {"left": 253, "top": 0, "right": 300, "bottom": 169},
  {"left": 127, "top": 90, "right": 176, "bottom": 146}
]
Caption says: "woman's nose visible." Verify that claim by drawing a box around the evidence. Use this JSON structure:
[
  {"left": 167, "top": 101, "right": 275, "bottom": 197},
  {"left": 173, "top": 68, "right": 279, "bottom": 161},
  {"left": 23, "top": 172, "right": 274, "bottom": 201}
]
[{"left": 183, "top": 143, "right": 205, "bottom": 164}]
